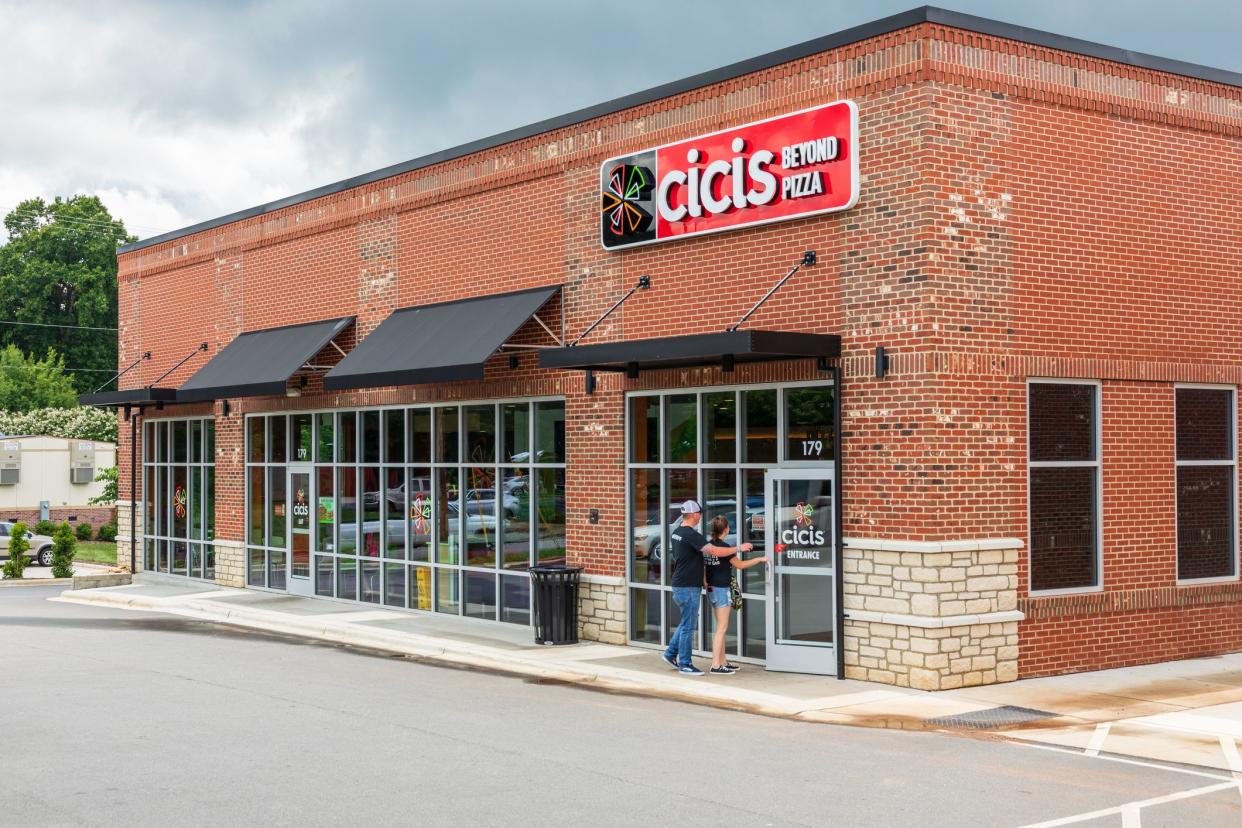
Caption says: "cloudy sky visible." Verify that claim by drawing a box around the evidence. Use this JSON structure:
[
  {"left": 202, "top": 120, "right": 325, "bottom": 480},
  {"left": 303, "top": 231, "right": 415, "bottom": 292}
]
[{"left": 1, "top": 0, "right": 1237, "bottom": 242}]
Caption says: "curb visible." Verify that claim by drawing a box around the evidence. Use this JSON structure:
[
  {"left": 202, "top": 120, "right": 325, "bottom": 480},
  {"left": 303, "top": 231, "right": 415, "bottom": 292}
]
[
  {"left": 1, "top": 578, "right": 74, "bottom": 588},
  {"left": 54, "top": 588, "right": 865, "bottom": 721}
]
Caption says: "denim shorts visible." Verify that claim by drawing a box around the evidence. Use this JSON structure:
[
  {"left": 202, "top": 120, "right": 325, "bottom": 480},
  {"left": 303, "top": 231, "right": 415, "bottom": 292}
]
[{"left": 707, "top": 584, "right": 733, "bottom": 609}]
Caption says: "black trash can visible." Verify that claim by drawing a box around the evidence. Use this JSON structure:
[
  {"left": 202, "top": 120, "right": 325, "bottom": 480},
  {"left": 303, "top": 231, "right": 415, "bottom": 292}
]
[{"left": 530, "top": 565, "right": 582, "bottom": 645}]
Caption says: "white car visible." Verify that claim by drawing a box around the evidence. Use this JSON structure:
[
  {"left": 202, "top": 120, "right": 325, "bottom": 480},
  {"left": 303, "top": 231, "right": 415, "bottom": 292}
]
[{"left": 0, "top": 522, "right": 55, "bottom": 567}]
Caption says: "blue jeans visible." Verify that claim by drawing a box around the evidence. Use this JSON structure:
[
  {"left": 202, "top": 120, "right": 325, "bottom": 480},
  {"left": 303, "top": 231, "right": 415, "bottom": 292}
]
[{"left": 664, "top": 586, "right": 701, "bottom": 668}]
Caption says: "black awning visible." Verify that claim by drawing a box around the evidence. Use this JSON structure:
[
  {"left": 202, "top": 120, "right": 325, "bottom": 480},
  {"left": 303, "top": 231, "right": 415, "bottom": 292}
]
[
  {"left": 324, "top": 285, "right": 560, "bottom": 391},
  {"left": 79, "top": 386, "right": 179, "bottom": 407},
  {"left": 538, "top": 330, "right": 841, "bottom": 374},
  {"left": 177, "top": 316, "right": 354, "bottom": 402}
]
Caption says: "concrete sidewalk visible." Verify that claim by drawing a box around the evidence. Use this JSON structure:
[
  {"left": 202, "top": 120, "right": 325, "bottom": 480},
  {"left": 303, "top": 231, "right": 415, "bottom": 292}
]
[{"left": 55, "top": 577, "right": 1242, "bottom": 774}]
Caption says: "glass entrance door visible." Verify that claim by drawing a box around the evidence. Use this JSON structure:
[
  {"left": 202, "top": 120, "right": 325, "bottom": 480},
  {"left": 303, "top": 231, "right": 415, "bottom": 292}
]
[
  {"left": 287, "top": 466, "right": 314, "bottom": 597},
  {"left": 764, "top": 469, "right": 839, "bottom": 674}
]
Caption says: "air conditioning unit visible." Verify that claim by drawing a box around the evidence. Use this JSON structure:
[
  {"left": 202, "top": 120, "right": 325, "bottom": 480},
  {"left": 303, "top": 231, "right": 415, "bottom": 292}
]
[
  {"left": 0, "top": 442, "right": 19, "bottom": 486},
  {"left": 70, "top": 441, "right": 96, "bottom": 485}
]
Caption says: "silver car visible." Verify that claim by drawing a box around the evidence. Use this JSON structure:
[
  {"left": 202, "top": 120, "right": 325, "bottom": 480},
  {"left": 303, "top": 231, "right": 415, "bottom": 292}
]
[{"left": 0, "top": 521, "right": 55, "bottom": 567}]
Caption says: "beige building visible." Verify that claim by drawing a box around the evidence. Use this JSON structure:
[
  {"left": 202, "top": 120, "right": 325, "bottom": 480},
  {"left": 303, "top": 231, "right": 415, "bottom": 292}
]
[{"left": 0, "top": 436, "right": 117, "bottom": 529}]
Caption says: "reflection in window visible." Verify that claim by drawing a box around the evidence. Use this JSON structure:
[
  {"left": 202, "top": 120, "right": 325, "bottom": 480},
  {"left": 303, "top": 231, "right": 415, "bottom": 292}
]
[
  {"left": 536, "top": 401, "right": 565, "bottom": 463},
  {"left": 631, "top": 396, "right": 659, "bottom": 463},
  {"left": 466, "top": 405, "right": 496, "bottom": 464},
  {"left": 437, "top": 406, "right": 460, "bottom": 463},
  {"left": 666, "top": 395, "right": 697, "bottom": 463},
  {"left": 503, "top": 403, "right": 530, "bottom": 462},
  {"left": 704, "top": 392, "right": 736, "bottom": 463},
  {"left": 785, "top": 386, "right": 835, "bottom": 461},
  {"left": 743, "top": 390, "right": 777, "bottom": 463},
  {"left": 535, "top": 468, "right": 566, "bottom": 565}
]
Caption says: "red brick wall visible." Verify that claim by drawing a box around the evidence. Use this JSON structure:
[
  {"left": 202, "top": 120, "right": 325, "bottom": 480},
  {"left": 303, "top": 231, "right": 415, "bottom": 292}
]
[{"left": 113, "top": 21, "right": 1242, "bottom": 676}]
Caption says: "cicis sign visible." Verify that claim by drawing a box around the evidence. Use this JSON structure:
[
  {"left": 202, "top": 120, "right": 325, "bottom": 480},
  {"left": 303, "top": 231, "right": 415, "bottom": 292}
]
[{"left": 600, "top": 100, "right": 858, "bottom": 250}]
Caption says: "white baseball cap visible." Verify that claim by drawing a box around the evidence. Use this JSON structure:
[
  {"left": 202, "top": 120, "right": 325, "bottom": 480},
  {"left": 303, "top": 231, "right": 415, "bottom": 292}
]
[{"left": 679, "top": 499, "right": 702, "bottom": 515}]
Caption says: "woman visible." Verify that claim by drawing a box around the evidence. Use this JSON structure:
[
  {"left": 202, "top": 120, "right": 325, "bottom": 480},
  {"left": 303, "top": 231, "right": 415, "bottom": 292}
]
[{"left": 704, "top": 515, "right": 769, "bottom": 675}]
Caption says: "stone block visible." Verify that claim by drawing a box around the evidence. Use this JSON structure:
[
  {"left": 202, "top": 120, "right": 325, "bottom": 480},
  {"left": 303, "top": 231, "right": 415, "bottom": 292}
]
[
  {"left": 950, "top": 657, "right": 972, "bottom": 673},
  {"left": 940, "top": 673, "right": 964, "bottom": 689},
  {"left": 996, "top": 592, "right": 1017, "bottom": 611},
  {"left": 965, "top": 599, "right": 993, "bottom": 614},
  {"left": 606, "top": 593, "right": 625, "bottom": 611},
  {"left": 901, "top": 651, "right": 925, "bottom": 667},
  {"left": 910, "top": 636, "right": 939, "bottom": 654},
  {"left": 910, "top": 593, "right": 938, "bottom": 615},
  {"left": 966, "top": 576, "right": 1009, "bottom": 592},
  {"left": 924, "top": 653, "right": 949, "bottom": 669},
  {"left": 911, "top": 567, "right": 940, "bottom": 583},
  {"left": 997, "top": 661, "right": 1018, "bottom": 683},
  {"left": 863, "top": 597, "right": 909, "bottom": 614},
  {"left": 909, "top": 668, "right": 941, "bottom": 691},
  {"left": 971, "top": 656, "right": 996, "bottom": 671}
]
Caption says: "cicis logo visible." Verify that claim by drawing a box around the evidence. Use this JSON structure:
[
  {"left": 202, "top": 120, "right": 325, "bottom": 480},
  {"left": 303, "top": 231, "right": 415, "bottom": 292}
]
[
  {"left": 600, "top": 100, "right": 858, "bottom": 250},
  {"left": 291, "top": 487, "right": 310, "bottom": 519},
  {"left": 410, "top": 493, "right": 431, "bottom": 534},
  {"left": 793, "top": 502, "right": 813, "bottom": 526},
  {"left": 173, "top": 485, "right": 187, "bottom": 519},
  {"left": 781, "top": 500, "right": 825, "bottom": 547}
]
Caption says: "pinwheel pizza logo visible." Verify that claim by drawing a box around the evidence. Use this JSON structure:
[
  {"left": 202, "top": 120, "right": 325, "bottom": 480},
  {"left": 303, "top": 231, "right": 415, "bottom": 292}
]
[
  {"left": 173, "top": 485, "right": 187, "bottom": 519},
  {"left": 793, "top": 502, "right": 813, "bottom": 526},
  {"left": 410, "top": 493, "right": 431, "bottom": 534},
  {"left": 601, "top": 161, "right": 655, "bottom": 244}
]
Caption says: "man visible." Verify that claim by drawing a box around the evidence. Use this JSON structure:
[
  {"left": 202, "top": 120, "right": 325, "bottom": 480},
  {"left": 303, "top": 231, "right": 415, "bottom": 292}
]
[{"left": 662, "top": 500, "right": 753, "bottom": 675}]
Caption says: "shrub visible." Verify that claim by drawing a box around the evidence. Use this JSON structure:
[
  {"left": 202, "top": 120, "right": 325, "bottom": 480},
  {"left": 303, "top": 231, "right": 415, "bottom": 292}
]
[
  {"left": 96, "top": 522, "right": 117, "bottom": 542},
  {"left": 34, "top": 519, "right": 56, "bottom": 536},
  {"left": 75, "top": 522, "right": 93, "bottom": 541},
  {"left": 0, "top": 405, "right": 116, "bottom": 442},
  {"left": 51, "top": 522, "right": 76, "bottom": 578},
  {"left": 2, "top": 521, "right": 30, "bottom": 579}
]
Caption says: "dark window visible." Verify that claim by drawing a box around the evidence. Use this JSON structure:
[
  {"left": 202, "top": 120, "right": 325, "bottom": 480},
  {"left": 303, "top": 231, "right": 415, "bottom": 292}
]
[
  {"left": 1029, "top": 382, "right": 1099, "bottom": 592},
  {"left": 1176, "top": 388, "right": 1236, "bottom": 581}
]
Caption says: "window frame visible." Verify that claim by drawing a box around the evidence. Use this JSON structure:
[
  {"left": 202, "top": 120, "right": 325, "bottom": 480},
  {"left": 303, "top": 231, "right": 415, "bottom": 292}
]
[
  {"left": 1026, "top": 378, "right": 1104, "bottom": 597},
  {"left": 142, "top": 415, "right": 216, "bottom": 580},
  {"left": 1174, "top": 383, "right": 1239, "bottom": 586},
  {"left": 243, "top": 396, "right": 565, "bottom": 623},
  {"left": 624, "top": 379, "right": 836, "bottom": 660}
]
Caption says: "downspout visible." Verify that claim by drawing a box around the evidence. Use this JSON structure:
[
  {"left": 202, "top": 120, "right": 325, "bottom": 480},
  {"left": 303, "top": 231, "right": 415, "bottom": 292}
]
[{"left": 130, "top": 406, "right": 140, "bottom": 573}]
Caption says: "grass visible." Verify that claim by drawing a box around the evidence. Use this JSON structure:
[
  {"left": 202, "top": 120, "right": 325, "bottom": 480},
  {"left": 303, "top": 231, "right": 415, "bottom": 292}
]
[{"left": 73, "top": 541, "right": 119, "bottom": 565}]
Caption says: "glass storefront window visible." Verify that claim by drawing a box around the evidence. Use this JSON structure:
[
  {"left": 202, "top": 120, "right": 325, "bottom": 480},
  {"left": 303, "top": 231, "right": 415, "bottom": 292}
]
[
  {"left": 243, "top": 400, "right": 564, "bottom": 623},
  {"left": 466, "top": 405, "right": 496, "bottom": 465},
  {"left": 385, "top": 409, "right": 404, "bottom": 464},
  {"left": 630, "top": 396, "right": 659, "bottom": 463},
  {"left": 666, "top": 395, "right": 697, "bottom": 463},
  {"left": 625, "top": 384, "right": 835, "bottom": 662},
  {"left": 144, "top": 418, "right": 216, "bottom": 581},
  {"left": 270, "top": 416, "right": 287, "bottom": 463},
  {"left": 785, "top": 386, "right": 835, "bottom": 462},
  {"left": 502, "top": 403, "right": 530, "bottom": 462},
  {"left": 338, "top": 412, "right": 357, "bottom": 463},
  {"left": 292, "top": 413, "right": 313, "bottom": 462},
  {"left": 362, "top": 411, "right": 381, "bottom": 463},
  {"left": 535, "top": 468, "right": 566, "bottom": 565},
  {"left": 316, "top": 413, "right": 334, "bottom": 462},
  {"left": 535, "top": 401, "right": 565, "bottom": 464},
  {"left": 408, "top": 409, "right": 431, "bottom": 463},
  {"left": 743, "top": 389, "right": 777, "bottom": 463},
  {"left": 437, "top": 406, "right": 460, "bottom": 463}
]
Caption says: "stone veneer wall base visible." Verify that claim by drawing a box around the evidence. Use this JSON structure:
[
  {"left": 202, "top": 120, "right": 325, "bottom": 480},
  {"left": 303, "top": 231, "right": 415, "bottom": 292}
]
[
  {"left": 842, "top": 538, "right": 1023, "bottom": 690},
  {"left": 578, "top": 574, "right": 626, "bottom": 645}
]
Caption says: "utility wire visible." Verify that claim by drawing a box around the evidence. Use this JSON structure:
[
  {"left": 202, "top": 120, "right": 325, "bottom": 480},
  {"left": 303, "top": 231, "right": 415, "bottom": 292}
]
[
  {"left": 7, "top": 207, "right": 157, "bottom": 233},
  {"left": 0, "top": 320, "right": 118, "bottom": 332}
]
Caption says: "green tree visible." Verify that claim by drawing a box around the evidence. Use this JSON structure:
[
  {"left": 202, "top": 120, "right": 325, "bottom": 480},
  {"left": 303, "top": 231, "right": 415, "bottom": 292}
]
[
  {"left": 2, "top": 520, "right": 30, "bottom": 579},
  {"left": 89, "top": 465, "right": 118, "bottom": 505},
  {"left": 0, "top": 196, "right": 134, "bottom": 394},
  {"left": 0, "top": 345, "right": 78, "bottom": 411},
  {"left": 52, "top": 522, "right": 77, "bottom": 578}
]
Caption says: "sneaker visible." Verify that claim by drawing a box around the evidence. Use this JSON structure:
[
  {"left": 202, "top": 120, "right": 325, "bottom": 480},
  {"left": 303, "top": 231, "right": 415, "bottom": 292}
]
[
  {"left": 726, "top": 662, "right": 741, "bottom": 672},
  {"left": 709, "top": 665, "right": 735, "bottom": 676},
  {"left": 678, "top": 665, "right": 705, "bottom": 676},
  {"left": 662, "top": 652, "right": 679, "bottom": 670}
]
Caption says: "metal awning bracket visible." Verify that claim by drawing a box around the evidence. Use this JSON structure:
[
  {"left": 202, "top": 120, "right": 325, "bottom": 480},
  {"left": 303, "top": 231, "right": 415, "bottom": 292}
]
[{"left": 728, "top": 251, "right": 816, "bottom": 332}]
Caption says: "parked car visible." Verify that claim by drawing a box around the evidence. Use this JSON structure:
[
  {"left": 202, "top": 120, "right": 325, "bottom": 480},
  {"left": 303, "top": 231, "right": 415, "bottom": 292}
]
[{"left": 0, "top": 522, "right": 55, "bottom": 567}]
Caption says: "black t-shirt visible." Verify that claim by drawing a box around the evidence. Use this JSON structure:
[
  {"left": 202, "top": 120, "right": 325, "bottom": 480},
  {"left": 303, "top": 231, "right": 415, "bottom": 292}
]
[
  {"left": 704, "top": 549, "right": 736, "bottom": 588},
  {"left": 669, "top": 525, "right": 710, "bottom": 587}
]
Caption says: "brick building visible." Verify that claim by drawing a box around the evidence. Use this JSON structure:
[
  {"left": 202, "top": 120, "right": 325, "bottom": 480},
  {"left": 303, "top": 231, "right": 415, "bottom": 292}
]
[{"left": 86, "top": 7, "right": 1242, "bottom": 689}]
